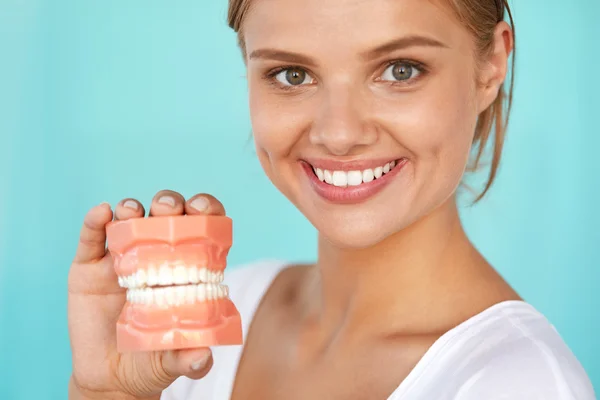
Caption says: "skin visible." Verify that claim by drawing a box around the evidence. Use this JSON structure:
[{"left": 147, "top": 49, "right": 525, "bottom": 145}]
[{"left": 67, "top": 0, "right": 517, "bottom": 398}]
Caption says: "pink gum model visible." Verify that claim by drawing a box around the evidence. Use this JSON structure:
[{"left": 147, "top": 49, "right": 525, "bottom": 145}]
[{"left": 106, "top": 215, "right": 243, "bottom": 353}]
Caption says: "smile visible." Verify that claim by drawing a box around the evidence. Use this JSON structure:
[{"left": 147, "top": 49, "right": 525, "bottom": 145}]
[
  {"left": 312, "top": 160, "right": 399, "bottom": 187},
  {"left": 301, "top": 158, "right": 407, "bottom": 204}
]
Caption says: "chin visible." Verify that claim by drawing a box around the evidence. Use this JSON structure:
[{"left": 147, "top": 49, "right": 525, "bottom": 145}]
[
  {"left": 321, "top": 229, "right": 392, "bottom": 249},
  {"left": 310, "top": 211, "right": 406, "bottom": 250}
]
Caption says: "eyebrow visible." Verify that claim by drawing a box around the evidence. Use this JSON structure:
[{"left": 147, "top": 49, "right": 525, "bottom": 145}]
[
  {"left": 248, "top": 35, "right": 448, "bottom": 66},
  {"left": 361, "top": 35, "right": 448, "bottom": 60},
  {"left": 248, "top": 48, "right": 317, "bottom": 67}
]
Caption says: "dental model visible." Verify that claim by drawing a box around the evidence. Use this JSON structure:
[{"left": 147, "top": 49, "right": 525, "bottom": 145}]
[{"left": 106, "top": 215, "right": 243, "bottom": 352}]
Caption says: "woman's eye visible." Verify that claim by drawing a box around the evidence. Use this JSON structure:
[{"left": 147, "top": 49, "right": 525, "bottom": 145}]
[
  {"left": 381, "top": 62, "right": 420, "bottom": 82},
  {"left": 275, "top": 68, "right": 313, "bottom": 86}
]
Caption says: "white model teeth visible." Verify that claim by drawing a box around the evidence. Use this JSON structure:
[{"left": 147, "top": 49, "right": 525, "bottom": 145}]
[
  {"left": 118, "top": 264, "right": 224, "bottom": 289},
  {"left": 313, "top": 160, "right": 398, "bottom": 187},
  {"left": 125, "top": 283, "right": 230, "bottom": 305}
]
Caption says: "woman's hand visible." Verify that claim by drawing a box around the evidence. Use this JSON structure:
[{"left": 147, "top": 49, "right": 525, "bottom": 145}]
[{"left": 68, "top": 190, "right": 226, "bottom": 399}]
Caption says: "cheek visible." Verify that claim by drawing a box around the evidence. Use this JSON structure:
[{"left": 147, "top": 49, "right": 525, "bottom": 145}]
[
  {"left": 380, "top": 71, "right": 478, "bottom": 179},
  {"left": 248, "top": 84, "right": 309, "bottom": 161},
  {"left": 248, "top": 81, "right": 313, "bottom": 198}
]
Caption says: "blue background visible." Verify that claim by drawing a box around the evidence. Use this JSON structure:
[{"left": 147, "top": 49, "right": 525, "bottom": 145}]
[{"left": 1, "top": 0, "right": 598, "bottom": 398}]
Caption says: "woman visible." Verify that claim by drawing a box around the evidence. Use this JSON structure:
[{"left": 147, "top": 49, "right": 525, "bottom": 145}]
[{"left": 67, "top": 0, "right": 595, "bottom": 399}]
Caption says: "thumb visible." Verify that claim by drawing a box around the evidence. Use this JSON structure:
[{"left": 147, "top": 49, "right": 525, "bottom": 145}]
[
  {"left": 126, "top": 348, "right": 214, "bottom": 397},
  {"left": 162, "top": 347, "right": 214, "bottom": 380},
  {"left": 150, "top": 348, "right": 214, "bottom": 388}
]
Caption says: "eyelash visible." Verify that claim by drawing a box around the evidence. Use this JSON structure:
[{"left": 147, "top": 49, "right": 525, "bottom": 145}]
[{"left": 263, "top": 59, "right": 428, "bottom": 91}]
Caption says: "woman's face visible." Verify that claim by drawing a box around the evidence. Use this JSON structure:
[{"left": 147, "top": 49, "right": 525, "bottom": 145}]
[{"left": 243, "top": 0, "right": 501, "bottom": 248}]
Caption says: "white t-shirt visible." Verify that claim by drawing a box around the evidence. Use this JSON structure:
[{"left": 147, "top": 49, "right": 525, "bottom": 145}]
[{"left": 161, "top": 259, "right": 596, "bottom": 400}]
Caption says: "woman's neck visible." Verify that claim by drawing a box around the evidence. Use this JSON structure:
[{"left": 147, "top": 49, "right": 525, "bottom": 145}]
[{"left": 304, "top": 197, "right": 512, "bottom": 340}]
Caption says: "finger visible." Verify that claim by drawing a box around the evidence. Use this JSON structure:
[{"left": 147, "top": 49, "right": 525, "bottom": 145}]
[
  {"left": 73, "top": 202, "right": 113, "bottom": 264},
  {"left": 149, "top": 190, "right": 185, "bottom": 216},
  {"left": 114, "top": 198, "right": 146, "bottom": 221},
  {"left": 134, "top": 348, "right": 213, "bottom": 394},
  {"left": 185, "top": 194, "right": 227, "bottom": 216},
  {"left": 164, "top": 348, "right": 214, "bottom": 380}
]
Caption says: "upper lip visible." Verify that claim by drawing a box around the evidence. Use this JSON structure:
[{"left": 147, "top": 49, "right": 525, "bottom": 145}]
[{"left": 302, "top": 157, "right": 402, "bottom": 171}]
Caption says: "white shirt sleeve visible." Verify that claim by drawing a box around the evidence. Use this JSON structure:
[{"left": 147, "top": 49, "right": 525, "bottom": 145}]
[{"left": 453, "top": 337, "right": 596, "bottom": 400}]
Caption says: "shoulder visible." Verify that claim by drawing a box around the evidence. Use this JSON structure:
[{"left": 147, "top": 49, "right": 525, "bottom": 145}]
[
  {"left": 218, "top": 258, "right": 293, "bottom": 325},
  {"left": 224, "top": 259, "right": 310, "bottom": 308},
  {"left": 450, "top": 302, "right": 595, "bottom": 400},
  {"left": 223, "top": 258, "right": 289, "bottom": 291}
]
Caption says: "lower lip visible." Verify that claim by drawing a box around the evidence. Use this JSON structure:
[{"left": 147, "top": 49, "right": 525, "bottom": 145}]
[{"left": 301, "top": 159, "right": 407, "bottom": 204}]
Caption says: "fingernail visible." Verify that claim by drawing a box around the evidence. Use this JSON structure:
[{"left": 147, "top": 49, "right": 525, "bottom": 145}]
[
  {"left": 190, "top": 197, "right": 209, "bottom": 212},
  {"left": 190, "top": 352, "right": 211, "bottom": 370},
  {"left": 99, "top": 201, "right": 111, "bottom": 208},
  {"left": 123, "top": 200, "right": 138, "bottom": 210},
  {"left": 158, "top": 196, "right": 175, "bottom": 207}
]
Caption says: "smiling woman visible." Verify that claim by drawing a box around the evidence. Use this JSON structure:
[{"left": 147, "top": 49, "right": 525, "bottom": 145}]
[
  {"left": 239, "top": 0, "right": 512, "bottom": 250},
  {"left": 66, "top": 0, "right": 596, "bottom": 399}
]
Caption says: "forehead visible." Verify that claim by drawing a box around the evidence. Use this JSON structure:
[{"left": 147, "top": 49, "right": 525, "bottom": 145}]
[{"left": 243, "top": 0, "right": 467, "bottom": 57}]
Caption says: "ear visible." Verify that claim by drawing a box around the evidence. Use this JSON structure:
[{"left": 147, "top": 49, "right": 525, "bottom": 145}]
[{"left": 477, "top": 21, "right": 514, "bottom": 112}]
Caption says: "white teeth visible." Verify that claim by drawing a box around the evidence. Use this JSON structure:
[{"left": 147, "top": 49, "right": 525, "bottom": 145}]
[
  {"left": 332, "top": 171, "right": 347, "bottom": 187},
  {"left": 199, "top": 267, "right": 209, "bottom": 283},
  {"left": 147, "top": 266, "right": 159, "bottom": 286},
  {"left": 164, "top": 287, "right": 175, "bottom": 306},
  {"left": 347, "top": 171, "right": 362, "bottom": 186},
  {"left": 362, "top": 169, "right": 374, "bottom": 183},
  {"left": 144, "top": 288, "right": 153, "bottom": 305},
  {"left": 154, "top": 288, "right": 165, "bottom": 306},
  {"left": 175, "top": 286, "right": 187, "bottom": 306},
  {"left": 118, "top": 265, "right": 225, "bottom": 289},
  {"left": 186, "top": 285, "right": 196, "bottom": 304},
  {"left": 188, "top": 266, "right": 199, "bottom": 284},
  {"left": 207, "top": 284, "right": 216, "bottom": 300},
  {"left": 315, "top": 160, "right": 399, "bottom": 187},
  {"left": 173, "top": 264, "right": 188, "bottom": 285},
  {"left": 324, "top": 170, "right": 333, "bottom": 184},
  {"left": 315, "top": 168, "right": 324, "bottom": 181},
  {"left": 197, "top": 284, "right": 206, "bottom": 302},
  {"left": 136, "top": 269, "right": 147, "bottom": 287},
  {"left": 159, "top": 264, "right": 173, "bottom": 286}
]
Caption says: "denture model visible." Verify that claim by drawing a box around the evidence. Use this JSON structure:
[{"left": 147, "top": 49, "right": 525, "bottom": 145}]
[{"left": 106, "top": 215, "right": 243, "bottom": 352}]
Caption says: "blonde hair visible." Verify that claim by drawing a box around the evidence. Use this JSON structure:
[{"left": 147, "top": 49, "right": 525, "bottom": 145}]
[{"left": 228, "top": 0, "right": 515, "bottom": 202}]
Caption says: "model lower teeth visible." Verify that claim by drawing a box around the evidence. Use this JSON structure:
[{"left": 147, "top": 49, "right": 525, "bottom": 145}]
[
  {"left": 126, "top": 283, "right": 229, "bottom": 305},
  {"left": 313, "top": 160, "right": 398, "bottom": 187}
]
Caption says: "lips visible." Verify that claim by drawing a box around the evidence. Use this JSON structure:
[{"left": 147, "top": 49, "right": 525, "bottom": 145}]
[{"left": 300, "top": 157, "right": 407, "bottom": 204}]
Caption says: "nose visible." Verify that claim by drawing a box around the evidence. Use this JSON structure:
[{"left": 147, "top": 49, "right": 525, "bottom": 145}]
[{"left": 308, "top": 86, "right": 377, "bottom": 156}]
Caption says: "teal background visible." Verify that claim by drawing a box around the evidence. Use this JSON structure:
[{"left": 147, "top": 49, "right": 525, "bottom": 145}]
[{"left": 1, "top": 0, "right": 598, "bottom": 398}]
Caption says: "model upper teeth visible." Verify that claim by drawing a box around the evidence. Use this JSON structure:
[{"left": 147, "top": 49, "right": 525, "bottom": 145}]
[
  {"left": 118, "top": 264, "right": 224, "bottom": 289},
  {"left": 313, "top": 160, "right": 397, "bottom": 187}
]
